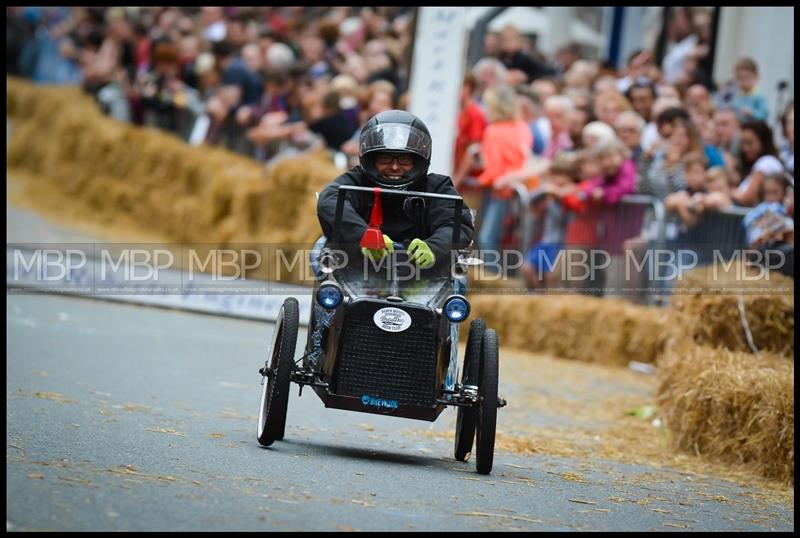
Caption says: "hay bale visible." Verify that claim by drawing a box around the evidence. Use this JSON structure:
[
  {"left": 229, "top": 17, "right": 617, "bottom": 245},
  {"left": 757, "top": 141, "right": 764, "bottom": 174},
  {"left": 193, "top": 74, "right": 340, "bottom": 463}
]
[
  {"left": 656, "top": 345, "right": 794, "bottom": 484},
  {"left": 7, "top": 75, "right": 340, "bottom": 281},
  {"left": 470, "top": 294, "right": 672, "bottom": 366},
  {"left": 669, "top": 265, "right": 794, "bottom": 357}
]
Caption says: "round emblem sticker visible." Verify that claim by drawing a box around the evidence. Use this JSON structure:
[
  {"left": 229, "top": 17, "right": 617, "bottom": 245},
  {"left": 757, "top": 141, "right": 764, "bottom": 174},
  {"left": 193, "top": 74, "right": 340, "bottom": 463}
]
[{"left": 373, "top": 307, "right": 412, "bottom": 333}]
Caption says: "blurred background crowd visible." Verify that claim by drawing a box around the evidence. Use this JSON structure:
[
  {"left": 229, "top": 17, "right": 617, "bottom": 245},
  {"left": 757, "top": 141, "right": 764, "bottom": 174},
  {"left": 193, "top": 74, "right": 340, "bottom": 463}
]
[{"left": 7, "top": 6, "right": 794, "bottom": 294}]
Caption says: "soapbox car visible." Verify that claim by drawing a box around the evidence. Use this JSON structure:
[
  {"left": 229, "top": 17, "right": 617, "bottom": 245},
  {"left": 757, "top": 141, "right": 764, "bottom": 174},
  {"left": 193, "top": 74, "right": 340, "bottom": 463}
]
[{"left": 257, "top": 185, "right": 506, "bottom": 474}]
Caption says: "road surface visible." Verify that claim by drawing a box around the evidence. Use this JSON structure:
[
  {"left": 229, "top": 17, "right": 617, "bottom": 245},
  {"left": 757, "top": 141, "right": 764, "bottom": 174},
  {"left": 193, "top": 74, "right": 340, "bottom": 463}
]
[{"left": 7, "top": 292, "right": 793, "bottom": 532}]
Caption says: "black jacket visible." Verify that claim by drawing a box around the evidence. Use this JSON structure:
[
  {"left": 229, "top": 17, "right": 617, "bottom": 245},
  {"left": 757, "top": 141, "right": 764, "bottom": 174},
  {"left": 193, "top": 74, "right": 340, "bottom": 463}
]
[
  {"left": 499, "top": 51, "right": 557, "bottom": 83},
  {"left": 317, "top": 167, "right": 474, "bottom": 264}
]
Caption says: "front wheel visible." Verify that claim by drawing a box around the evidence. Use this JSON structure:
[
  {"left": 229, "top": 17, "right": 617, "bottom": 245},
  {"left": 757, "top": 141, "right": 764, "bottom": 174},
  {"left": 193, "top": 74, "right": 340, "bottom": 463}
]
[
  {"left": 454, "top": 319, "right": 485, "bottom": 462},
  {"left": 475, "top": 328, "right": 499, "bottom": 475},
  {"left": 257, "top": 297, "right": 299, "bottom": 446}
]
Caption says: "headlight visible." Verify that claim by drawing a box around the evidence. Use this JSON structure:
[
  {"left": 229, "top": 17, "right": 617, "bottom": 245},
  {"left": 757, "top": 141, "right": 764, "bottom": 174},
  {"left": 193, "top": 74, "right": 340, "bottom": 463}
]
[
  {"left": 443, "top": 295, "right": 470, "bottom": 323},
  {"left": 316, "top": 284, "right": 343, "bottom": 309}
]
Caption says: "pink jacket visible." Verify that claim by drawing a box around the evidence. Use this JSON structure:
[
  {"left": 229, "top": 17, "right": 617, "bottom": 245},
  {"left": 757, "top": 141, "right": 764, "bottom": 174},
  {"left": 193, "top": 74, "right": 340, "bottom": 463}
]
[{"left": 564, "top": 159, "right": 638, "bottom": 251}]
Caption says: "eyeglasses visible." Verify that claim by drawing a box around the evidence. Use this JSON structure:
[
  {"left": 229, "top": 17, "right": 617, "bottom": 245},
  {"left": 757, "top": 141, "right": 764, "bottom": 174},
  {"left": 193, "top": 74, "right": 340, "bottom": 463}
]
[{"left": 374, "top": 153, "right": 415, "bottom": 166}]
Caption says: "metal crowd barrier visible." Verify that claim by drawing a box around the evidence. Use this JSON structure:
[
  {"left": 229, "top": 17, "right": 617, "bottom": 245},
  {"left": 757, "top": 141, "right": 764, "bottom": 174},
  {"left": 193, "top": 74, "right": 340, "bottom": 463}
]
[
  {"left": 213, "top": 115, "right": 259, "bottom": 157},
  {"left": 431, "top": 176, "right": 760, "bottom": 307},
  {"left": 457, "top": 177, "right": 532, "bottom": 277},
  {"left": 502, "top": 182, "right": 533, "bottom": 258},
  {"left": 666, "top": 206, "right": 750, "bottom": 265},
  {"left": 505, "top": 189, "right": 761, "bottom": 307},
  {"left": 509, "top": 190, "right": 668, "bottom": 305},
  {"left": 456, "top": 179, "right": 673, "bottom": 301}
]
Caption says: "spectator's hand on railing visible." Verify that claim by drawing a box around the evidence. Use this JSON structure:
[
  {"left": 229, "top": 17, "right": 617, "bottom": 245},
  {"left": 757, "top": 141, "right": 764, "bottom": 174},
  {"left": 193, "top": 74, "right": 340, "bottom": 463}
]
[
  {"left": 206, "top": 96, "right": 229, "bottom": 122},
  {"left": 493, "top": 158, "right": 549, "bottom": 190},
  {"left": 540, "top": 182, "right": 557, "bottom": 195},
  {"left": 702, "top": 191, "right": 733, "bottom": 212},
  {"left": 235, "top": 105, "right": 253, "bottom": 126},
  {"left": 551, "top": 185, "right": 570, "bottom": 199},
  {"left": 664, "top": 191, "right": 682, "bottom": 212},
  {"left": 260, "top": 111, "right": 289, "bottom": 127},
  {"left": 218, "top": 85, "right": 243, "bottom": 111},
  {"left": 689, "top": 191, "right": 706, "bottom": 212},
  {"left": 493, "top": 170, "right": 521, "bottom": 190}
]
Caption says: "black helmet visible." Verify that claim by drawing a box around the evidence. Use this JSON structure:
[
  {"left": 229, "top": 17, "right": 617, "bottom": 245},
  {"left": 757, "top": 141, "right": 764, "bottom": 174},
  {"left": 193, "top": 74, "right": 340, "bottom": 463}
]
[{"left": 359, "top": 110, "right": 432, "bottom": 189}]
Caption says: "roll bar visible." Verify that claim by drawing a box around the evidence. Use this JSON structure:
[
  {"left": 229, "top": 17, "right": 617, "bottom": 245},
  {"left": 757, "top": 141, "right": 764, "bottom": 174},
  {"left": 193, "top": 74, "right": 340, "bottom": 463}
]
[{"left": 333, "top": 185, "right": 464, "bottom": 249}]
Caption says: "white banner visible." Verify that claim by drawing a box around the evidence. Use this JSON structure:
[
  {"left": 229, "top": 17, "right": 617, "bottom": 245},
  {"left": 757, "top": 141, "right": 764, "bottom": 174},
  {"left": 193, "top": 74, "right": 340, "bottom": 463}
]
[{"left": 408, "top": 7, "right": 468, "bottom": 178}]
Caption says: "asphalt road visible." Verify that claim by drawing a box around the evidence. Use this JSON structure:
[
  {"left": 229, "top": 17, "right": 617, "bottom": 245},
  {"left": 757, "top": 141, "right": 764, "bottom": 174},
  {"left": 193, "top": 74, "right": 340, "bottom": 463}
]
[{"left": 7, "top": 292, "right": 794, "bottom": 532}]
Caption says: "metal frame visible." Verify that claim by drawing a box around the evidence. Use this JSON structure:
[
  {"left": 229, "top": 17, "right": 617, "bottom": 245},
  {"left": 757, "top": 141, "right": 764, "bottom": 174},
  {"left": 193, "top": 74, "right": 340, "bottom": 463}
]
[{"left": 332, "top": 184, "right": 464, "bottom": 248}]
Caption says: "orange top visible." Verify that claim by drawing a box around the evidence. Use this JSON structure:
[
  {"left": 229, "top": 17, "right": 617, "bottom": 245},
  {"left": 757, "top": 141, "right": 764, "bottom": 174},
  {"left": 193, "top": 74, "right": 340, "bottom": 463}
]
[{"left": 477, "top": 120, "right": 533, "bottom": 199}]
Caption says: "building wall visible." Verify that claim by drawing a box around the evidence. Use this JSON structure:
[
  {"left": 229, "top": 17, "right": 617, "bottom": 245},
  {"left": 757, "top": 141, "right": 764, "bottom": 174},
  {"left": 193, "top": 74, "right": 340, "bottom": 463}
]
[{"left": 713, "top": 7, "right": 794, "bottom": 133}]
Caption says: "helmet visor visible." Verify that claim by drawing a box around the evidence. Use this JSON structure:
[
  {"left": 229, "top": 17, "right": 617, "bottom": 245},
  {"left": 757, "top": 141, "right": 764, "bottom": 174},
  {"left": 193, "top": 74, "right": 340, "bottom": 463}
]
[{"left": 360, "top": 123, "right": 432, "bottom": 162}]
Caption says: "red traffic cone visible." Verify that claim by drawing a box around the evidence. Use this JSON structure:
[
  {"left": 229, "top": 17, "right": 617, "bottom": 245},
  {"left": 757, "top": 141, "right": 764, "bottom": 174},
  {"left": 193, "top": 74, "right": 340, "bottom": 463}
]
[{"left": 360, "top": 188, "right": 385, "bottom": 250}]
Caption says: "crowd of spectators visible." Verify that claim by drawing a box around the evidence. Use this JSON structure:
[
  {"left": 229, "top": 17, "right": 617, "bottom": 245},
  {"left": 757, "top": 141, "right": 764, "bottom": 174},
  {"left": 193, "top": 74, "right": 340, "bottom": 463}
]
[
  {"left": 7, "top": 6, "right": 414, "bottom": 163},
  {"left": 448, "top": 8, "right": 793, "bottom": 289},
  {"left": 8, "top": 6, "right": 795, "bottom": 290}
]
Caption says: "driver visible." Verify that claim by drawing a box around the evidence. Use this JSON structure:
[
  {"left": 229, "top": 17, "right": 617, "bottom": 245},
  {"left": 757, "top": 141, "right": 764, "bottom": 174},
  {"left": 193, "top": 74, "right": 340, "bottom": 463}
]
[{"left": 317, "top": 109, "right": 474, "bottom": 269}]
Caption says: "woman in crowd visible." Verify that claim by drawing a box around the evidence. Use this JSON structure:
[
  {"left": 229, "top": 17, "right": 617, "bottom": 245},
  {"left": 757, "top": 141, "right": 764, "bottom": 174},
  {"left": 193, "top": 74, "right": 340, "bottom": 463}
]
[
  {"left": 732, "top": 120, "right": 784, "bottom": 207},
  {"left": 475, "top": 84, "right": 533, "bottom": 254},
  {"left": 638, "top": 115, "right": 705, "bottom": 201}
]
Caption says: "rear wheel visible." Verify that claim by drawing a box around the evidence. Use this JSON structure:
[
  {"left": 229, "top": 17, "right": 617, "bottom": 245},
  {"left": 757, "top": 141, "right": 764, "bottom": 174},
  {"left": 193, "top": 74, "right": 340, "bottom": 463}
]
[
  {"left": 257, "top": 298, "right": 299, "bottom": 446},
  {"left": 454, "top": 319, "right": 485, "bottom": 462},
  {"left": 475, "top": 328, "right": 499, "bottom": 475}
]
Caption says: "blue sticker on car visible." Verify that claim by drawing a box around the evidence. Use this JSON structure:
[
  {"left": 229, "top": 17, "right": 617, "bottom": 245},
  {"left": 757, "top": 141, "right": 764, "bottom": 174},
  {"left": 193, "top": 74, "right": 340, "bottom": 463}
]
[{"left": 361, "top": 394, "right": 399, "bottom": 409}]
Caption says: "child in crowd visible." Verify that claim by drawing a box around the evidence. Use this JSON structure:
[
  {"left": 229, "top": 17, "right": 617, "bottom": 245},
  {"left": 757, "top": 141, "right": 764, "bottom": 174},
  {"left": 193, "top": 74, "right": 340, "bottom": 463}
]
[
  {"left": 664, "top": 151, "right": 708, "bottom": 227},
  {"left": 702, "top": 165, "right": 735, "bottom": 210},
  {"left": 520, "top": 153, "right": 578, "bottom": 289},
  {"left": 719, "top": 57, "right": 770, "bottom": 122},
  {"left": 734, "top": 58, "right": 769, "bottom": 122},
  {"left": 562, "top": 139, "right": 637, "bottom": 255},
  {"left": 742, "top": 173, "right": 794, "bottom": 249},
  {"left": 562, "top": 139, "right": 636, "bottom": 214}
]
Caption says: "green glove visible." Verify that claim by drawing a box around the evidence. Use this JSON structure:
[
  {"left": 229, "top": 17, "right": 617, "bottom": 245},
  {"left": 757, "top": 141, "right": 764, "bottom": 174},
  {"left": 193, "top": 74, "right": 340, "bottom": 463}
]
[
  {"left": 408, "top": 238, "right": 435, "bottom": 269},
  {"left": 361, "top": 234, "right": 394, "bottom": 261}
]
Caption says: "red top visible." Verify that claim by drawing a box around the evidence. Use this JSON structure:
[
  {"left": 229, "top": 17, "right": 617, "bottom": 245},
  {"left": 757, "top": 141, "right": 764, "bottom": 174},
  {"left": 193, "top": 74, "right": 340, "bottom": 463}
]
[{"left": 454, "top": 102, "right": 487, "bottom": 170}]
